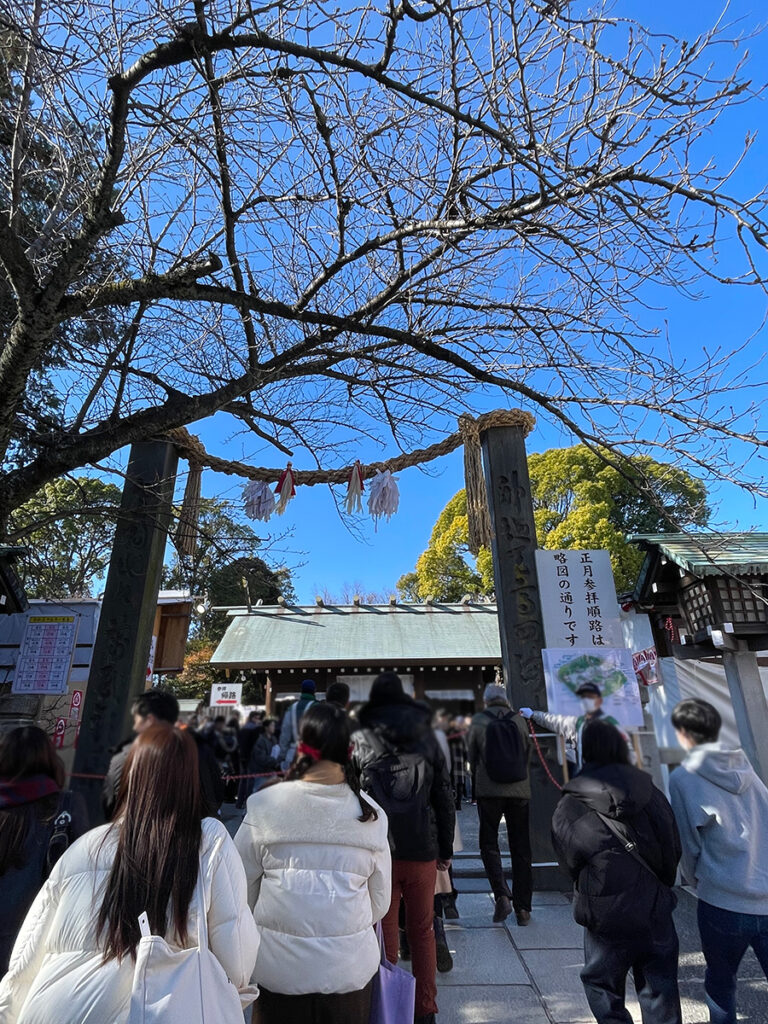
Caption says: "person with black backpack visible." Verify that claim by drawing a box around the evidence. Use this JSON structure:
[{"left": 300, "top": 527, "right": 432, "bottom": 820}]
[
  {"left": 551, "top": 720, "right": 683, "bottom": 1024},
  {"left": 352, "top": 672, "right": 455, "bottom": 1024},
  {"left": 0, "top": 726, "right": 88, "bottom": 976},
  {"left": 467, "top": 682, "right": 533, "bottom": 926}
]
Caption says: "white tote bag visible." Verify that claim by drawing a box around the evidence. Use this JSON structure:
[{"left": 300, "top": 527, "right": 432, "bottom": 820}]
[{"left": 128, "top": 860, "right": 250, "bottom": 1024}]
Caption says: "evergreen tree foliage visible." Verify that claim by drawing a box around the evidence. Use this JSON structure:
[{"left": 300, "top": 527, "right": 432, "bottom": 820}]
[{"left": 397, "top": 446, "right": 709, "bottom": 600}]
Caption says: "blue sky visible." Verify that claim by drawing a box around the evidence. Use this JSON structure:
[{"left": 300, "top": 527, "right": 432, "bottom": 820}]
[
  {"left": 84, "top": 0, "right": 766, "bottom": 604},
  {"left": 177, "top": 1, "right": 768, "bottom": 603}
]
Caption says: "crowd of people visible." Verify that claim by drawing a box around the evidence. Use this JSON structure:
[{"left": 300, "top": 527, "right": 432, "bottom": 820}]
[{"left": 0, "top": 675, "right": 766, "bottom": 1024}]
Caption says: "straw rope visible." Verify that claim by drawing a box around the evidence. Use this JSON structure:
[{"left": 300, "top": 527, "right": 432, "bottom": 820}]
[{"left": 165, "top": 408, "right": 534, "bottom": 487}]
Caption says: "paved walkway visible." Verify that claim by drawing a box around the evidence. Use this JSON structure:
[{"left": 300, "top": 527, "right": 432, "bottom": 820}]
[
  {"left": 222, "top": 803, "right": 768, "bottom": 1023},
  {"left": 435, "top": 883, "right": 765, "bottom": 1024}
]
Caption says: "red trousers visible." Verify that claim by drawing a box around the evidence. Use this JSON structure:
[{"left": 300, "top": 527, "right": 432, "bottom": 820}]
[{"left": 381, "top": 858, "right": 438, "bottom": 1018}]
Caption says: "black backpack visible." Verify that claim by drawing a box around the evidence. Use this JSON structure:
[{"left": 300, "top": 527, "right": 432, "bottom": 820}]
[
  {"left": 362, "top": 734, "right": 432, "bottom": 853},
  {"left": 482, "top": 710, "right": 528, "bottom": 783}
]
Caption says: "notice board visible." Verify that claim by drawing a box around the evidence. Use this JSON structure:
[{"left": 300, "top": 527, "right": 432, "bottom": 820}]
[{"left": 11, "top": 615, "right": 79, "bottom": 695}]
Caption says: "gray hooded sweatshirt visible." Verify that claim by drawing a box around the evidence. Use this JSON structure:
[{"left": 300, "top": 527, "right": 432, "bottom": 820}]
[{"left": 669, "top": 742, "right": 768, "bottom": 915}]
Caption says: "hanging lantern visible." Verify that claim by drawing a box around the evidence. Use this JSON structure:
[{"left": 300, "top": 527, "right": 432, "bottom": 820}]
[
  {"left": 275, "top": 462, "right": 296, "bottom": 515},
  {"left": 367, "top": 469, "right": 399, "bottom": 526},
  {"left": 345, "top": 460, "right": 365, "bottom": 514},
  {"left": 243, "top": 479, "right": 277, "bottom": 522}
]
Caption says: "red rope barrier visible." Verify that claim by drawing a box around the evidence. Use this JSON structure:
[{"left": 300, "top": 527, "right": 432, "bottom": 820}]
[
  {"left": 69, "top": 770, "right": 284, "bottom": 782},
  {"left": 526, "top": 719, "right": 563, "bottom": 792}
]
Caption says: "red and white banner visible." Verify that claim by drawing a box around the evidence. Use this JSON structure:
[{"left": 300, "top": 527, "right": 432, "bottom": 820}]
[{"left": 633, "top": 646, "right": 659, "bottom": 685}]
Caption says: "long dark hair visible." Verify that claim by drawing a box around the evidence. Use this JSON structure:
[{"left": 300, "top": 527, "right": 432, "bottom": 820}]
[
  {"left": 286, "top": 702, "right": 378, "bottom": 823},
  {"left": 0, "top": 726, "right": 64, "bottom": 876},
  {"left": 97, "top": 725, "right": 202, "bottom": 961}
]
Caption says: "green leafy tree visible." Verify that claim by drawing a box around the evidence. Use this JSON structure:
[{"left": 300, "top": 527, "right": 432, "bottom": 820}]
[
  {"left": 398, "top": 446, "right": 709, "bottom": 600},
  {"left": 7, "top": 476, "right": 122, "bottom": 597},
  {"left": 398, "top": 491, "right": 483, "bottom": 602},
  {"left": 529, "top": 447, "right": 709, "bottom": 592}
]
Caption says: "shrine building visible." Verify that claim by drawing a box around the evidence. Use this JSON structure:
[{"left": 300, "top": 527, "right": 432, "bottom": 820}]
[{"left": 209, "top": 599, "right": 502, "bottom": 714}]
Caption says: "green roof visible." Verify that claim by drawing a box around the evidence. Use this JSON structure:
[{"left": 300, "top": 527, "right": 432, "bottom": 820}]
[
  {"left": 210, "top": 603, "right": 502, "bottom": 669},
  {"left": 628, "top": 533, "right": 768, "bottom": 577}
]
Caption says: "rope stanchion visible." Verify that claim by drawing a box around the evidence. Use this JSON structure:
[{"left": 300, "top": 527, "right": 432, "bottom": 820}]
[{"left": 526, "top": 720, "right": 563, "bottom": 792}]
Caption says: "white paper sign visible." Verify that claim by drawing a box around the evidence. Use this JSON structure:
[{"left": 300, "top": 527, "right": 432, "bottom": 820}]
[
  {"left": 541, "top": 647, "right": 644, "bottom": 727},
  {"left": 12, "top": 615, "right": 78, "bottom": 695},
  {"left": 535, "top": 549, "right": 623, "bottom": 649},
  {"left": 211, "top": 682, "right": 243, "bottom": 707}
]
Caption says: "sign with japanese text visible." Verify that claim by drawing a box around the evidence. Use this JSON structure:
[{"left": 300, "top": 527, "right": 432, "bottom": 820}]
[
  {"left": 11, "top": 615, "right": 78, "bottom": 695},
  {"left": 210, "top": 682, "right": 243, "bottom": 706},
  {"left": 541, "top": 647, "right": 644, "bottom": 727},
  {"left": 535, "top": 550, "right": 623, "bottom": 649}
]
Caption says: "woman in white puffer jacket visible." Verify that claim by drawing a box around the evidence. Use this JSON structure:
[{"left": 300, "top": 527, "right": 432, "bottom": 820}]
[
  {"left": 234, "top": 701, "right": 391, "bottom": 1024},
  {"left": 0, "top": 725, "right": 259, "bottom": 1024}
]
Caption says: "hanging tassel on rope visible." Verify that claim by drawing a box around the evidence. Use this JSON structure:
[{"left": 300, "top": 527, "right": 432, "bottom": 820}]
[
  {"left": 459, "top": 414, "right": 493, "bottom": 556},
  {"left": 367, "top": 469, "right": 399, "bottom": 527},
  {"left": 243, "top": 479, "right": 277, "bottom": 522},
  {"left": 345, "top": 460, "right": 365, "bottom": 514},
  {"left": 274, "top": 462, "right": 296, "bottom": 515},
  {"left": 174, "top": 461, "right": 202, "bottom": 558}
]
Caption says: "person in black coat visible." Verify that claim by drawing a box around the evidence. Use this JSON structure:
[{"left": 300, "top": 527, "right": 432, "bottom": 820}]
[
  {"left": 0, "top": 726, "right": 88, "bottom": 975},
  {"left": 551, "top": 720, "right": 682, "bottom": 1024},
  {"left": 236, "top": 711, "right": 263, "bottom": 807},
  {"left": 352, "top": 672, "right": 455, "bottom": 1024}
]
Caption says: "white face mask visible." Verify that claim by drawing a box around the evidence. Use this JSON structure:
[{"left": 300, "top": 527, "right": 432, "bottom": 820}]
[{"left": 581, "top": 697, "right": 599, "bottom": 714}]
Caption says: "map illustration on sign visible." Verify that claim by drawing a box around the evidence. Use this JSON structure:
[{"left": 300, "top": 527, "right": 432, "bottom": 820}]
[{"left": 541, "top": 647, "right": 643, "bottom": 727}]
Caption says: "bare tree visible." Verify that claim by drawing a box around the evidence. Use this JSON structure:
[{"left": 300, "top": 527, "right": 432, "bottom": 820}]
[
  {"left": 0, "top": 0, "right": 766, "bottom": 531},
  {"left": 317, "top": 582, "right": 395, "bottom": 605}
]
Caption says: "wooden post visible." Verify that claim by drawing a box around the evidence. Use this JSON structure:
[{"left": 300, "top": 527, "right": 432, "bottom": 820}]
[
  {"left": 481, "top": 423, "right": 564, "bottom": 888},
  {"left": 70, "top": 441, "right": 178, "bottom": 824},
  {"left": 722, "top": 645, "right": 768, "bottom": 784}
]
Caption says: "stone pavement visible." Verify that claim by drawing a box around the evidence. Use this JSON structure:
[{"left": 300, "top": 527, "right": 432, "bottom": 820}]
[
  {"left": 221, "top": 803, "right": 768, "bottom": 1024},
  {"left": 435, "top": 883, "right": 767, "bottom": 1024}
]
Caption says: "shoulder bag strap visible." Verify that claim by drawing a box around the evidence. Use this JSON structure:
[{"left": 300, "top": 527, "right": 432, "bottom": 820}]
[
  {"left": 595, "top": 811, "right": 661, "bottom": 882},
  {"left": 196, "top": 854, "right": 209, "bottom": 951}
]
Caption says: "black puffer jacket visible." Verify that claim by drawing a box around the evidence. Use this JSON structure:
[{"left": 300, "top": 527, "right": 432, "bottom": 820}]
[
  {"left": 551, "top": 762, "right": 681, "bottom": 938},
  {"left": 353, "top": 697, "right": 455, "bottom": 862}
]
